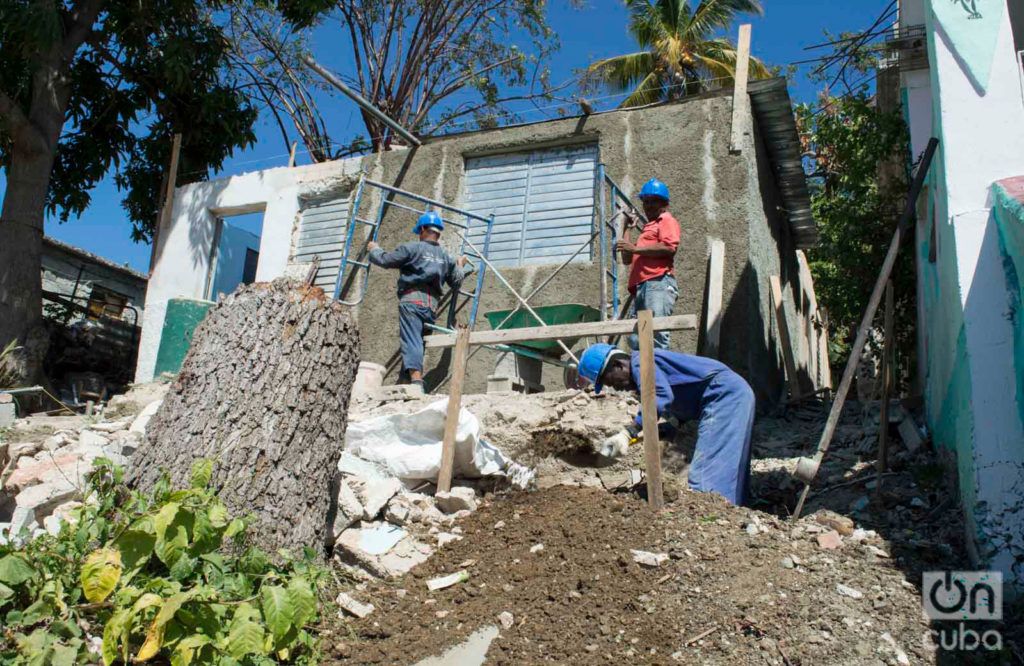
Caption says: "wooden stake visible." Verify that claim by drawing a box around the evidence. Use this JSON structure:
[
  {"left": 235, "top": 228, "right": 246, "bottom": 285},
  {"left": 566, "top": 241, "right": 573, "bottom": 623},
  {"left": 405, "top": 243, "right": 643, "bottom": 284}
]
[
  {"left": 769, "top": 275, "right": 802, "bottom": 401},
  {"left": 637, "top": 310, "right": 665, "bottom": 510},
  {"left": 149, "top": 133, "right": 182, "bottom": 275},
  {"left": 437, "top": 325, "right": 470, "bottom": 494},
  {"left": 876, "top": 280, "right": 894, "bottom": 495},
  {"left": 704, "top": 240, "right": 725, "bottom": 357},
  {"left": 729, "top": 24, "right": 753, "bottom": 153}
]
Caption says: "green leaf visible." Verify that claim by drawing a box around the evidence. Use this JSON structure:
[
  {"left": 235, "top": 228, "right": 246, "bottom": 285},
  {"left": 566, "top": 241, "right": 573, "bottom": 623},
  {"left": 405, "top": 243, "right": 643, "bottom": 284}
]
[
  {"left": 101, "top": 608, "right": 130, "bottom": 666},
  {"left": 114, "top": 529, "right": 156, "bottom": 578},
  {"left": 137, "top": 590, "right": 194, "bottom": 662},
  {"left": 225, "top": 602, "right": 265, "bottom": 660},
  {"left": 191, "top": 459, "right": 214, "bottom": 489},
  {"left": 208, "top": 502, "right": 229, "bottom": 528},
  {"left": 224, "top": 518, "right": 246, "bottom": 540},
  {"left": 170, "top": 634, "right": 211, "bottom": 666},
  {"left": 0, "top": 581, "right": 14, "bottom": 603},
  {"left": 81, "top": 548, "right": 123, "bottom": 603},
  {"left": 286, "top": 577, "right": 317, "bottom": 629},
  {"left": 0, "top": 554, "right": 35, "bottom": 586},
  {"left": 260, "top": 585, "right": 292, "bottom": 643},
  {"left": 154, "top": 502, "right": 195, "bottom": 567}
]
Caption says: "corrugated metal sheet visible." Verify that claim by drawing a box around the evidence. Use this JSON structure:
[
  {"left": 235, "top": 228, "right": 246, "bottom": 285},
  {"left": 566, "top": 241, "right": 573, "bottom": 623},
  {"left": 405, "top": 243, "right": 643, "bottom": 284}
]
[
  {"left": 294, "top": 196, "right": 351, "bottom": 289},
  {"left": 464, "top": 144, "right": 598, "bottom": 267},
  {"left": 749, "top": 78, "right": 819, "bottom": 248}
]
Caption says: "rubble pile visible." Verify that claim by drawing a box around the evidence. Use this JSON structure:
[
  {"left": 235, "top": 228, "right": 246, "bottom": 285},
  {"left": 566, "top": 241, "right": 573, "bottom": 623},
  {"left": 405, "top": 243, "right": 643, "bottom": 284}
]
[{"left": 0, "top": 382, "right": 168, "bottom": 541}]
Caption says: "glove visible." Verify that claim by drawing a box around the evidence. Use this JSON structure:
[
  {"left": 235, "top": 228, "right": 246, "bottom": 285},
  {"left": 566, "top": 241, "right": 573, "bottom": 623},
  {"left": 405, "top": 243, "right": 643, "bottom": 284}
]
[{"left": 598, "top": 429, "right": 635, "bottom": 458}]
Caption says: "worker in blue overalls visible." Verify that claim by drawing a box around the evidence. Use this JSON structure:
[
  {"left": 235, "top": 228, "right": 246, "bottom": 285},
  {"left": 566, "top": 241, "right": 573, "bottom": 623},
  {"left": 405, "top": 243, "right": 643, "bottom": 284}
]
[
  {"left": 368, "top": 211, "right": 470, "bottom": 389},
  {"left": 577, "top": 343, "right": 756, "bottom": 505}
]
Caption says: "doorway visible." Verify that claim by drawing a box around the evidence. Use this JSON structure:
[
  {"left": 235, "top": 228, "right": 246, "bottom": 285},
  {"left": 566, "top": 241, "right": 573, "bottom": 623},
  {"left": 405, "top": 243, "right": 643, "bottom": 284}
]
[{"left": 206, "top": 212, "right": 264, "bottom": 301}]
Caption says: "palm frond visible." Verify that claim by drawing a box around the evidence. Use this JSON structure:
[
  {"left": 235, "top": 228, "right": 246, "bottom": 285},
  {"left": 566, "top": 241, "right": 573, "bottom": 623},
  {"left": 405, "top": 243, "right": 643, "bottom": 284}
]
[
  {"left": 624, "top": 0, "right": 663, "bottom": 48},
  {"left": 685, "top": 0, "right": 763, "bottom": 40},
  {"left": 585, "top": 51, "right": 658, "bottom": 93},
  {"left": 618, "top": 71, "right": 665, "bottom": 108}
]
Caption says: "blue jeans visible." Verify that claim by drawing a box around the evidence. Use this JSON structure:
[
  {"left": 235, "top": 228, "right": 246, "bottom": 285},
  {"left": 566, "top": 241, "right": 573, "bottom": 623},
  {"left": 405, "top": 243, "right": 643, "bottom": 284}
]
[
  {"left": 628, "top": 274, "right": 678, "bottom": 350},
  {"left": 398, "top": 302, "right": 435, "bottom": 373},
  {"left": 681, "top": 370, "right": 755, "bottom": 505}
]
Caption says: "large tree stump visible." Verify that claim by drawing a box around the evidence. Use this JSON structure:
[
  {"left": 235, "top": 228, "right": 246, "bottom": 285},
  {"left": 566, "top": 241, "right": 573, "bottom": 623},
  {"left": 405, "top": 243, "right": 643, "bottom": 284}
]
[{"left": 129, "top": 279, "right": 360, "bottom": 554}]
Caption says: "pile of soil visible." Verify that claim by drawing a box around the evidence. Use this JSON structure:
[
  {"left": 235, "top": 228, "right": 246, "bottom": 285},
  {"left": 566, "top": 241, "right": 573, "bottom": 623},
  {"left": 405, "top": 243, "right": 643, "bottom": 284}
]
[{"left": 323, "top": 486, "right": 931, "bottom": 665}]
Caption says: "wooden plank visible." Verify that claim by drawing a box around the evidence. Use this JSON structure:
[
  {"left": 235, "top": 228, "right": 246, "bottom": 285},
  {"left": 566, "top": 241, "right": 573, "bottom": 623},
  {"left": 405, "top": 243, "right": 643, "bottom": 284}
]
[
  {"left": 729, "top": 24, "right": 753, "bottom": 153},
  {"left": 437, "top": 326, "right": 471, "bottom": 494},
  {"left": 424, "top": 314, "right": 697, "bottom": 349},
  {"left": 704, "top": 240, "right": 725, "bottom": 357},
  {"left": 769, "top": 276, "right": 802, "bottom": 400},
  {"left": 149, "top": 133, "right": 182, "bottom": 274},
  {"left": 637, "top": 310, "right": 665, "bottom": 510},
  {"left": 876, "top": 281, "right": 894, "bottom": 495}
]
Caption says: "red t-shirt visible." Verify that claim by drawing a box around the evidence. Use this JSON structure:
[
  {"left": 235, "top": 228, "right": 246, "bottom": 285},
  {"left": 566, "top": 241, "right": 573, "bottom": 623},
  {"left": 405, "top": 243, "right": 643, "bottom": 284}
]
[{"left": 627, "top": 212, "right": 680, "bottom": 294}]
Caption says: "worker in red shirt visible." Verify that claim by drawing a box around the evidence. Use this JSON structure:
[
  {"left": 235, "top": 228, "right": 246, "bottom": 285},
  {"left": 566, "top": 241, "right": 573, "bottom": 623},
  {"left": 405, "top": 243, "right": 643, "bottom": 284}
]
[{"left": 616, "top": 178, "right": 680, "bottom": 349}]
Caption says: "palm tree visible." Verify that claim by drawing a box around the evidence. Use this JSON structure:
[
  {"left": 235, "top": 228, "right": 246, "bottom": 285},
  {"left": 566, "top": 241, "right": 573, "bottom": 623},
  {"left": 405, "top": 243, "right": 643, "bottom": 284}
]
[{"left": 585, "top": 0, "right": 771, "bottom": 108}]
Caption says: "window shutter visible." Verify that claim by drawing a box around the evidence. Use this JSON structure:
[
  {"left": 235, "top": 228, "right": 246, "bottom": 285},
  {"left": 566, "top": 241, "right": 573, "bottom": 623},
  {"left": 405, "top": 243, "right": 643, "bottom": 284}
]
[{"left": 295, "top": 195, "right": 351, "bottom": 290}]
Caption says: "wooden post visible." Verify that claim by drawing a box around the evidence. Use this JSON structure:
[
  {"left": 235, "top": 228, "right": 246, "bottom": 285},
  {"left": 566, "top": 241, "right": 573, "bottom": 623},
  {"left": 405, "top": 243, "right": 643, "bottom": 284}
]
[
  {"left": 437, "top": 325, "right": 470, "bottom": 494},
  {"left": 704, "top": 239, "right": 725, "bottom": 357},
  {"left": 769, "top": 275, "right": 802, "bottom": 401},
  {"left": 876, "top": 281, "right": 894, "bottom": 495},
  {"left": 637, "top": 310, "right": 665, "bottom": 510},
  {"left": 148, "top": 133, "right": 182, "bottom": 275},
  {"left": 729, "top": 24, "right": 753, "bottom": 153},
  {"left": 288, "top": 141, "right": 298, "bottom": 167}
]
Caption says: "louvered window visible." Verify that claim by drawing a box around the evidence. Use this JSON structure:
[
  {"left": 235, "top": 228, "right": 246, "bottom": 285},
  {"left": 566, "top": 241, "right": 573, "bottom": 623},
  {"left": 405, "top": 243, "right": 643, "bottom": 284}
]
[
  {"left": 464, "top": 144, "right": 598, "bottom": 267},
  {"left": 294, "top": 195, "right": 351, "bottom": 290}
]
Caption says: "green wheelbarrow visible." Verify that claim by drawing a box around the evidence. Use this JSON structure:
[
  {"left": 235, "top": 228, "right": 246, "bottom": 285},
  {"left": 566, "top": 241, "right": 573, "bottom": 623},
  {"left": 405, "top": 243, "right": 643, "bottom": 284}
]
[{"left": 482, "top": 303, "right": 602, "bottom": 355}]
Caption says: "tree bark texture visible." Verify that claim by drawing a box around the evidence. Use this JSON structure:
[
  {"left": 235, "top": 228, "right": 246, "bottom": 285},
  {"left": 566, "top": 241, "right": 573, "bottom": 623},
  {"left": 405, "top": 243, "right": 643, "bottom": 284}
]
[{"left": 128, "top": 279, "right": 361, "bottom": 555}]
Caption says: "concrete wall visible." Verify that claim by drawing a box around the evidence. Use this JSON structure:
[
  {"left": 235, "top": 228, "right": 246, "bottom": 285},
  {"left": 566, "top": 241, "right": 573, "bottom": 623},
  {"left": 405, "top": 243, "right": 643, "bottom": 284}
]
[
  {"left": 139, "top": 91, "right": 806, "bottom": 409},
  {"left": 41, "top": 239, "right": 147, "bottom": 325},
  {"left": 901, "top": 0, "right": 1024, "bottom": 594}
]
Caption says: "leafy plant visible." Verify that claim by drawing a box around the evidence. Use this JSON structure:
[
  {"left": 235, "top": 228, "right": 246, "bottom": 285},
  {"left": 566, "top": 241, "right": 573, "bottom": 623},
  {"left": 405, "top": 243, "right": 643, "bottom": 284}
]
[
  {"left": 0, "top": 460, "right": 325, "bottom": 665},
  {"left": 582, "top": 0, "right": 771, "bottom": 108}
]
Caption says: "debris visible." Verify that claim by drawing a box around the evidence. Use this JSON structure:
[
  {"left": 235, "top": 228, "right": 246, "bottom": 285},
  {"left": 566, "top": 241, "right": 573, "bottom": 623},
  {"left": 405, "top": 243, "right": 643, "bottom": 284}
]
[
  {"left": 492, "top": 520, "right": 505, "bottom": 530},
  {"left": 836, "top": 583, "right": 864, "bottom": 599},
  {"left": 435, "top": 487, "right": 478, "bottom": 514},
  {"left": 880, "top": 632, "right": 911, "bottom": 665},
  {"left": 866, "top": 545, "right": 890, "bottom": 558},
  {"left": 436, "top": 533, "right": 462, "bottom": 548},
  {"left": 684, "top": 625, "right": 719, "bottom": 646},
  {"left": 128, "top": 399, "right": 162, "bottom": 435},
  {"left": 336, "top": 592, "right": 376, "bottom": 619},
  {"left": 335, "top": 522, "right": 433, "bottom": 578},
  {"left": 427, "top": 570, "right": 470, "bottom": 591},
  {"left": 816, "top": 530, "right": 843, "bottom": 550},
  {"left": 529, "top": 544, "right": 544, "bottom": 554},
  {"left": 814, "top": 511, "right": 855, "bottom": 536},
  {"left": 498, "top": 611, "right": 514, "bottom": 630},
  {"left": 780, "top": 556, "right": 795, "bottom": 569},
  {"left": 630, "top": 550, "right": 669, "bottom": 568}
]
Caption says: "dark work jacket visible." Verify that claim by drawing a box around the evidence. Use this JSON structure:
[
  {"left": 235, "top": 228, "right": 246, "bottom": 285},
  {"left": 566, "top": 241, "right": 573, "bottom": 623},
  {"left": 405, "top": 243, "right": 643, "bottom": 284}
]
[{"left": 368, "top": 240, "right": 466, "bottom": 306}]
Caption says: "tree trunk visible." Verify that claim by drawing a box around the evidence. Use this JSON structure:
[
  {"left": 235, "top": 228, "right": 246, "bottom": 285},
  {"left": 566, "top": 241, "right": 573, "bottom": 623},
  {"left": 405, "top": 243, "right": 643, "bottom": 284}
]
[
  {"left": 128, "top": 279, "right": 361, "bottom": 555},
  {"left": 0, "top": 136, "right": 58, "bottom": 383}
]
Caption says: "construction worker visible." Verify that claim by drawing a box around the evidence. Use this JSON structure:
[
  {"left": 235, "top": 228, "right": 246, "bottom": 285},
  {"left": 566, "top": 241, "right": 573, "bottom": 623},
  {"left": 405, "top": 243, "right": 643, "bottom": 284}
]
[
  {"left": 367, "top": 211, "right": 470, "bottom": 388},
  {"left": 616, "top": 178, "right": 680, "bottom": 350},
  {"left": 577, "top": 342, "right": 755, "bottom": 505}
]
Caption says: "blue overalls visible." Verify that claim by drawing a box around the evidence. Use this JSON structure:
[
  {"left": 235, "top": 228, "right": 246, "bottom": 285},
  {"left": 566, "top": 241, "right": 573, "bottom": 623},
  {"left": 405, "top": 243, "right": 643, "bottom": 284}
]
[
  {"left": 630, "top": 350, "right": 755, "bottom": 505},
  {"left": 368, "top": 241, "right": 465, "bottom": 373}
]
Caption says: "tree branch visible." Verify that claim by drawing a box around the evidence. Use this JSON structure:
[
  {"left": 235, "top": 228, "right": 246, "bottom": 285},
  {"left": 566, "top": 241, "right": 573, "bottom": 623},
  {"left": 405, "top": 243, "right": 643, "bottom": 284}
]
[{"left": 0, "top": 90, "right": 31, "bottom": 134}]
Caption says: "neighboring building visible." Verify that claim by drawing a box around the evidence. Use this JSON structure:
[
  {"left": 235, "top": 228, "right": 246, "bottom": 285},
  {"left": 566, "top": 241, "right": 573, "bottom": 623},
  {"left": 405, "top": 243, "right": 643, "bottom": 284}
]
[
  {"left": 897, "top": 0, "right": 1024, "bottom": 594},
  {"left": 41, "top": 237, "right": 148, "bottom": 394},
  {"left": 138, "top": 78, "right": 825, "bottom": 408}
]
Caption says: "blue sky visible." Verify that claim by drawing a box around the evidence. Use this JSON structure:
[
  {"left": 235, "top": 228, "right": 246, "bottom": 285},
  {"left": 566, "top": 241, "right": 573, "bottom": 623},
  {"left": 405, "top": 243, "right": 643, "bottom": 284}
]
[{"left": 1, "top": 0, "right": 892, "bottom": 273}]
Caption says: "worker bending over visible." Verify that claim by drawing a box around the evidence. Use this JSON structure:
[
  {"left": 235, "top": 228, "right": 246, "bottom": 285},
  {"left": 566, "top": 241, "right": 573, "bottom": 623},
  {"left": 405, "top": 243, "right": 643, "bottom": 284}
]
[
  {"left": 616, "top": 178, "right": 680, "bottom": 350},
  {"left": 367, "top": 211, "right": 470, "bottom": 388},
  {"left": 578, "top": 343, "right": 755, "bottom": 505}
]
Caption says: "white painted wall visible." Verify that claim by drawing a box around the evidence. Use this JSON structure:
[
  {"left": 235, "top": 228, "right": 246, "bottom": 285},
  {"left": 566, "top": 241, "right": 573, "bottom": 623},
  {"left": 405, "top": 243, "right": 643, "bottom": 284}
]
[{"left": 136, "top": 157, "right": 363, "bottom": 382}]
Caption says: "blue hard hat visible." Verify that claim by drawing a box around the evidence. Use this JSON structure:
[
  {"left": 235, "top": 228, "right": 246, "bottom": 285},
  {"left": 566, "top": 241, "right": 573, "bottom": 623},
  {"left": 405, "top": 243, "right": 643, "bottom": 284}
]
[
  {"left": 639, "top": 178, "right": 669, "bottom": 202},
  {"left": 578, "top": 343, "right": 627, "bottom": 394},
  {"left": 413, "top": 211, "right": 445, "bottom": 234}
]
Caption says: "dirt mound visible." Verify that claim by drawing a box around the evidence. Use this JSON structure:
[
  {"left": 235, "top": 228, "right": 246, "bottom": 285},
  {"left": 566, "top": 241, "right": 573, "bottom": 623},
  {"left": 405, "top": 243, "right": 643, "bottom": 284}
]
[{"left": 323, "top": 486, "right": 930, "bottom": 665}]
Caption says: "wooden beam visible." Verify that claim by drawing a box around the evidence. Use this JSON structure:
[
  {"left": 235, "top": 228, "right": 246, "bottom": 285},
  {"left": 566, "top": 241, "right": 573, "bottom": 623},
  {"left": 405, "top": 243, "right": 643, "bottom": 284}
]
[
  {"left": 424, "top": 314, "right": 697, "bottom": 349},
  {"left": 437, "top": 326, "right": 470, "bottom": 493},
  {"left": 148, "top": 133, "right": 182, "bottom": 275},
  {"left": 637, "top": 310, "right": 665, "bottom": 510},
  {"left": 729, "top": 24, "right": 753, "bottom": 153},
  {"left": 704, "top": 240, "right": 725, "bottom": 357},
  {"left": 769, "top": 276, "right": 802, "bottom": 401},
  {"left": 876, "top": 280, "right": 894, "bottom": 495}
]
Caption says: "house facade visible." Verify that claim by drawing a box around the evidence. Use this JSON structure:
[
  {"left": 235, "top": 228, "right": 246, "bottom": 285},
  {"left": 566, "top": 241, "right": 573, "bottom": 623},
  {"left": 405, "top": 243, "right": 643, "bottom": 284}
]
[{"left": 898, "top": 0, "right": 1024, "bottom": 594}]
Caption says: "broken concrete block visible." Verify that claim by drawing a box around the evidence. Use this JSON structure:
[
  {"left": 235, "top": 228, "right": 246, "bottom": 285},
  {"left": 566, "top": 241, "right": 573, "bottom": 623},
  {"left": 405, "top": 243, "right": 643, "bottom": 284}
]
[
  {"left": 332, "top": 477, "right": 366, "bottom": 537},
  {"left": 336, "top": 592, "right": 375, "bottom": 619},
  {"left": 814, "top": 511, "right": 855, "bottom": 536},
  {"left": 129, "top": 399, "right": 162, "bottom": 435},
  {"left": 89, "top": 418, "right": 131, "bottom": 434},
  {"left": 335, "top": 521, "right": 433, "bottom": 578},
  {"left": 9, "top": 505, "right": 37, "bottom": 537},
  {"left": 630, "top": 550, "right": 669, "bottom": 567},
  {"left": 42, "top": 431, "right": 75, "bottom": 452},
  {"left": 0, "top": 403, "right": 14, "bottom": 428},
  {"left": 816, "top": 530, "right": 843, "bottom": 550},
  {"left": 437, "top": 532, "right": 462, "bottom": 548},
  {"left": 78, "top": 429, "right": 109, "bottom": 451},
  {"left": 4, "top": 453, "right": 83, "bottom": 493},
  {"left": 358, "top": 476, "right": 401, "bottom": 521},
  {"left": 498, "top": 611, "right": 514, "bottom": 630},
  {"left": 7, "top": 441, "right": 42, "bottom": 461},
  {"left": 435, "top": 487, "right": 477, "bottom": 514},
  {"left": 14, "top": 477, "right": 80, "bottom": 522},
  {"left": 427, "top": 570, "right": 469, "bottom": 591},
  {"left": 836, "top": 583, "right": 864, "bottom": 599}
]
